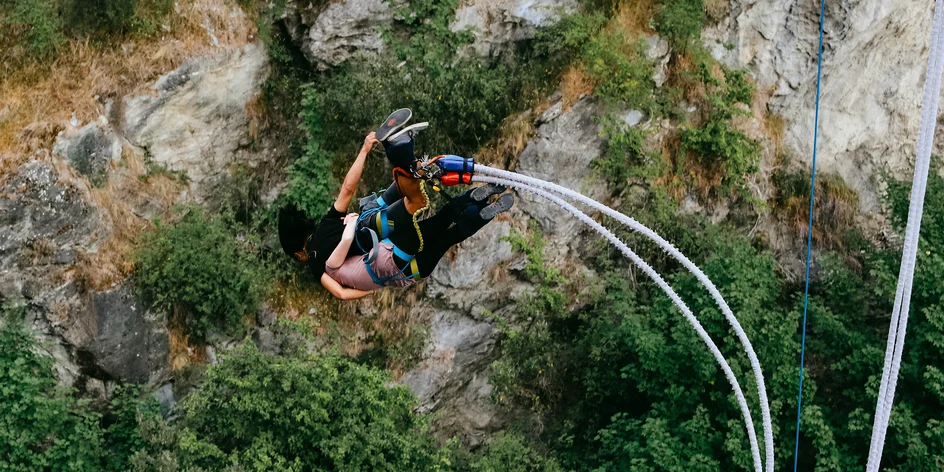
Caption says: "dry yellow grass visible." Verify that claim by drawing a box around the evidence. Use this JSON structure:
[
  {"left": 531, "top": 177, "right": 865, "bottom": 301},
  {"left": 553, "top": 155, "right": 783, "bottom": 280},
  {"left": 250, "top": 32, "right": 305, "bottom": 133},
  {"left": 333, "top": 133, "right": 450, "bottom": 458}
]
[
  {"left": 560, "top": 66, "right": 595, "bottom": 110},
  {"left": 610, "top": 0, "right": 657, "bottom": 36},
  {"left": 704, "top": 0, "right": 731, "bottom": 23},
  {"left": 167, "top": 306, "right": 209, "bottom": 372},
  {"left": 476, "top": 109, "right": 540, "bottom": 170},
  {"left": 0, "top": 0, "right": 254, "bottom": 176}
]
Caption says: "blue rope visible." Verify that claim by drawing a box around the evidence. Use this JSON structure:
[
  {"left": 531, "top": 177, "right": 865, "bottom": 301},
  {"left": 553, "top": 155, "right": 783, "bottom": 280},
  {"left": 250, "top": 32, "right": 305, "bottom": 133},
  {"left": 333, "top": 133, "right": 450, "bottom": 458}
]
[{"left": 793, "top": 0, "right": 826, "bottom": 470}]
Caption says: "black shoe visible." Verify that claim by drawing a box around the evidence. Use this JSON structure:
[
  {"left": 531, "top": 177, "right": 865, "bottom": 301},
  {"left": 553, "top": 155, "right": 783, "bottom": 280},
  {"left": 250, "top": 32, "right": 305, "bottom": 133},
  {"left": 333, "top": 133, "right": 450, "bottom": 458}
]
[
  {"left": 470, "top": 183, "right": 506, "bottom": 202},
  {"left": 376, "top": 108, "right": 412, "bottom": 141},
  {"left": 479, "top": 193, "right": 514, "bottom": 220}
]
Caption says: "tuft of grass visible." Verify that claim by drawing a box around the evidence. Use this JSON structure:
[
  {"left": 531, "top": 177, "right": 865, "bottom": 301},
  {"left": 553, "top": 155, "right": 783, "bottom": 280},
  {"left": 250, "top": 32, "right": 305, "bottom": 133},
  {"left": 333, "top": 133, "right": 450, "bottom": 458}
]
[{"left": 772, "top": 168, "right": 859, "bottom": 249}]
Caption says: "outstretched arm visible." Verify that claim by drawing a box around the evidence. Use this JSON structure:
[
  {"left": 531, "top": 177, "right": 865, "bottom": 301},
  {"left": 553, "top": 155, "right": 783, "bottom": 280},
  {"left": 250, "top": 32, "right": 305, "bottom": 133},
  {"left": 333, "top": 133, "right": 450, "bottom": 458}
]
[
  {"left": 321, "top": 273, "right": 374, "bottom": 300},
  {"left": 333, "top": 132, "right": 379, "bottom": 213}
]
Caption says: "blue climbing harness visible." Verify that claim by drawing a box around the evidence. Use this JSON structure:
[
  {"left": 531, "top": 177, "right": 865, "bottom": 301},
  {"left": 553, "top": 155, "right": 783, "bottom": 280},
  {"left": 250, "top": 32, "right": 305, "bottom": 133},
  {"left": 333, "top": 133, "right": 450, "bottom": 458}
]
[{"left": 355, "top": 193, "right": 421, "bottom": 286}]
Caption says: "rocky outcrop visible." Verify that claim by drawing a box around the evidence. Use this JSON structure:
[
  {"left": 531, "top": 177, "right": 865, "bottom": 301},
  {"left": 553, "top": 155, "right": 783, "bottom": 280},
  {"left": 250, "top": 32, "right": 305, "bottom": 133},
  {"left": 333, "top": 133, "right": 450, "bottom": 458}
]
[
  {"left": 710, "top": 0, "right": 944, "bottom": 216},
  {"left": 451, "top": 0, "right": 579, "bottom": 56},
  {"left": 123, "top": 43, "right": 270, "bottom": 198},
  {"left": 53, "top": 121, "right": 123, "bottom": 187},
  {"left": 0, "top": 161, "right": 103, "bottom": 274},
  {"left": 0, "top": 161, "right": 171, "bottom": 390},
  {"left": 79, "top": 285, "right": 170, "bottom": 384},
  {"left": 283, "top": 0, "right": 577, "bottom": 67},
  {"left": 517, "top": 97, "right": 607, "bottom": 237},
  {"left": 283, "top": 0, "right": 395, "bottom": 70},
  {"left": 402, "top": 95, "right": 608, "bottom": 445}
]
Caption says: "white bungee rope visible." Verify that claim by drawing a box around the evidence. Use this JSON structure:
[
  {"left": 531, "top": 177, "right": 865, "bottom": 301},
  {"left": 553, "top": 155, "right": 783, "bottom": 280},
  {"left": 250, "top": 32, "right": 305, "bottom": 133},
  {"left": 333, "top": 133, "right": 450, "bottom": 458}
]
[
  {"left": 867, "top": 0, "right": 944, "bottom": 468},
  {"left": 474, "top": 174, "right": 764, "bottom": 472},
  {"left": 475, "top": 165, "right": 774, "bottom": 472}
]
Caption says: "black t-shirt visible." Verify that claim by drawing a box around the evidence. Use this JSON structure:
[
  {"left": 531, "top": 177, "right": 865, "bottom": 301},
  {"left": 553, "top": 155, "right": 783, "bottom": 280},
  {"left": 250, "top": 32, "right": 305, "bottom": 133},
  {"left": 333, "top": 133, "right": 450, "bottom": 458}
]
[
  {"left": 307, "top": 206, "right": 369, "bottom": 279},
  {"left": 307, "top": 207, "right": 347, "bottom": 280}
]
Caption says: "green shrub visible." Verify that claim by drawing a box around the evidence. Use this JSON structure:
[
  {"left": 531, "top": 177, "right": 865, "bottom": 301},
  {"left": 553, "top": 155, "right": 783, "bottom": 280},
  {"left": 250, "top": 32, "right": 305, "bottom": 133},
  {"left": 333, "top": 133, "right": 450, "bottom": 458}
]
[
  {"left": 583, "top": 33, "right": 654, "bottom": 110},
  {"left": 470, "top": 434, "right": 562, "bottom": 472},
  {"left": 133, "top": 343, "right": 448, "bottom": 471},
  {"left": 533, "top": 12, "right": 607, "bottom": 70},
  {"left": 102, "top": 385, "right": 162, "bottom": 472},
  {"left": 0, "top": 302, "right": 105, "bottom": 470},
  {"left": 64, "top": 0, "right": 173, "bottom": 37},
  {"left": 655, "top": 0, "right": 705, "bottom": 49},
  {"left": 134, "top": 207, "right": 266, "bottom": 340},
  {"left": 593, "top": 117, "right": 662, "bottom": 189},
  {"left": 679, "top": 119, "right": 760, "bottom": 193},
  {"left": 2, "top": 0, "right": 65, "bottom": 61},
  {"left": 678, "top": 64, "right": 760, "bottom": 195}
]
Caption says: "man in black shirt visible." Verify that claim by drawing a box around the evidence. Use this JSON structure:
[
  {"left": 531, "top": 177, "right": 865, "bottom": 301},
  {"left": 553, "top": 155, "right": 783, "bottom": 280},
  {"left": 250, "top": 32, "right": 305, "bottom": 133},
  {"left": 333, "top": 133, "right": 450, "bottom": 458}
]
[{"left": 279, "top": 131, "right": 380, "bottom": 299}]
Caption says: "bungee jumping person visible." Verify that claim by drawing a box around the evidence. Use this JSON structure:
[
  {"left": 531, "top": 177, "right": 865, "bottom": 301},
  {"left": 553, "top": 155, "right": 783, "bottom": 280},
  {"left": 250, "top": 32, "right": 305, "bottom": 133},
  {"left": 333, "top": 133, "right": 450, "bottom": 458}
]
[{"left": 278, "top": 109, "right": 514, "bottom": 300}]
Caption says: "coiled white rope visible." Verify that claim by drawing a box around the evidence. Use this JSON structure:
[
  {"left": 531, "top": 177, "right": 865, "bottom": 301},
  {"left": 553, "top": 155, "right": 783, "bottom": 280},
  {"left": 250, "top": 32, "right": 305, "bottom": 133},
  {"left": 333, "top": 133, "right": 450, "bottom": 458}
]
[
  {"left": 476, "top": 165, "right": 774, "bottom": 472},
  {"left": 475, "top": 175, "right": 764, "bottom": 472},
  {"left": 867, "top": 0, "right": 944, "bottom": 468}
]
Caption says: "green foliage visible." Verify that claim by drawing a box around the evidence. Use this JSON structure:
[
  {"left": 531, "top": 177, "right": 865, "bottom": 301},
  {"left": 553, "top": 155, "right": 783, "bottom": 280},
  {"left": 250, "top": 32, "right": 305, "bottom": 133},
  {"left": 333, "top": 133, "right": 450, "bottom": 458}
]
[
  {"left": 679, "top": 120, "right": 760, "bottom": 193},
  {"left": 655, "top": 0, "right": 705, "bottom": 49},
  {"left": 679, "top": 65, "right": 760, "bottom": 195},
  {"left": 133, "top": 343, "right": 449, "bottom": 471},
  {"left": 470, "top": 434, "right": 562, "bottom": 472},
  {"left": 2, "top": 0, "right": 65, "bottom": 61},
  {"left": 593, "top": 117, "right": 663, "bottom": 189},
  {"left": 102, "top": 385, "right": 163, "bottom": 471},
  {"left": 489, "top": 224, "right": 570, "bottom": 413},
  {"left": 0, "top": 302, "right": 106, "bottom": 470},
  {"left": 538, "top": 12, "right": 655, "bottom": 110},
  {"left": 281, "top": 91, "right": 339, "bottom": 217},
  {"left": 533, "top": 12, "right": 608, "bottom": 71},
  {"left": 134, "top": 207, "right": 266, "bottom": 340},
  {"left": 63, "top": 0, "right": 174, "bottom": 38},
  {"left": 583, "top": 34, "right": 655, "bottom": 110},
  {"left": 484, "top": 160, "right": 944, "bottom": 470}
]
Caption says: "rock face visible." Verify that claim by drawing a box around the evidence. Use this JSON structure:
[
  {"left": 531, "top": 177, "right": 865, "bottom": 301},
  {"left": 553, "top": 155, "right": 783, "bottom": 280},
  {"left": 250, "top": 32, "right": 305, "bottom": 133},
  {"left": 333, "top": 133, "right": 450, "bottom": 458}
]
[
  {"left": 284, "top": 0, "right": 395, "bottom": 70},
  {"left": 123, "top": 43, "right": 269, "bottom": 198},
  {"left": 0, "top": 161, "right": 102, "bottom": 274},
  {"left": 402, "top": 96, "right": 607, "bottom": 445},
  {"left": 517, "top": 97, "right": 607, "bottom": 237},
  {"left": 53, "top": 121, "right": 123, "bottom": 186},
  {"left": 283, "top": 0, "right": 577, "bottom": 67},
  {"left": 451, "top": 0, "right": 579, "bottom": 56},
  {"left": 0, "top": 161, "right": 171, "bottom": 390},
  {"left": 711, "top": 0, "right": 944, "bottom": 215},
  {"left": 80, "top": 285, "right": 170, "bottom": 384}
]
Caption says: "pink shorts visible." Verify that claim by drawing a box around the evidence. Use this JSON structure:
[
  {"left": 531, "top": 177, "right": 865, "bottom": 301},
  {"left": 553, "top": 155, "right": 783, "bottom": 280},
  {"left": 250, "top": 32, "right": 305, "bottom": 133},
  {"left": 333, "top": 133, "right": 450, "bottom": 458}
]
[{"left": 325, "top": 243, "right": 418, "bottom": 291}]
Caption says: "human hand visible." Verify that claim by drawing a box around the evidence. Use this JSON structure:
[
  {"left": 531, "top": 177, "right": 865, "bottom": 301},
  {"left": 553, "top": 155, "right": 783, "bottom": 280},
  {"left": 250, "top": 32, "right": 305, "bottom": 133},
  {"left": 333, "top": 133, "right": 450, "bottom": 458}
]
[
  {"left": 343, "top": 213, "right": 359, "bottom": 226},
  {"left": 362, "top": 132, "right": 378, "bottom": 151}
]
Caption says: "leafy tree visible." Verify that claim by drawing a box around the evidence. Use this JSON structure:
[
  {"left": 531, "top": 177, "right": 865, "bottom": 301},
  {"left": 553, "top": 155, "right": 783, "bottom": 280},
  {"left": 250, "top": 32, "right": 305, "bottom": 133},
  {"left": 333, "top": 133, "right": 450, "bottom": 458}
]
[
  {"left": 133, "top": 343, "right": 450, "bottom": 471},
  {"left": 134, "top": 207, "right": 266, "bottom": 340},
  {"left": 0, "top": 303, "right": 105, "bottom": 471},
  {"left": 470, "top": 434, "right": 562, "bottom": 472}
]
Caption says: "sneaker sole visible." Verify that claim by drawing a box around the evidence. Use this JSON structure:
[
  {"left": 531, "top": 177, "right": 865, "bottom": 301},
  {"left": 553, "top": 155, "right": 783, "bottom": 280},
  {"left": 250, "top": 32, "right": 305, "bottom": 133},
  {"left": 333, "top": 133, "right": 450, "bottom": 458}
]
[
  {"left": 388, "top": 122, "right": 429, "bottom": 143},
  {"left": 376, "top": 108, "right": 412, "bottom": 141},
  {"left": 470, "top": 183, "right": 506, "bottom": 202},
  {"left": 479, "top": 193, "right": 514, "bottom": 220}
]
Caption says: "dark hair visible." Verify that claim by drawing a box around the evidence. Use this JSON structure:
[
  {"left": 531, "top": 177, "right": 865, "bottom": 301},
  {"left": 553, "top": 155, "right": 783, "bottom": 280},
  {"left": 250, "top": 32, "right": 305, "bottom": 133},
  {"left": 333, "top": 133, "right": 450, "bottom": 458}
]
[{"left": 278, "top": 204, "right": 317, "bottom": 263}]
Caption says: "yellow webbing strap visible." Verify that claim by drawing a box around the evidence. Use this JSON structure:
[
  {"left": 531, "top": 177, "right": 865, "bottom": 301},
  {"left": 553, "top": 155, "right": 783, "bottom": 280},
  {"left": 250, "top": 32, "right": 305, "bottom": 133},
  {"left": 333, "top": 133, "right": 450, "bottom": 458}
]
[{"left": 413, "top": 180, "right": 430, "bottom": 253}]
